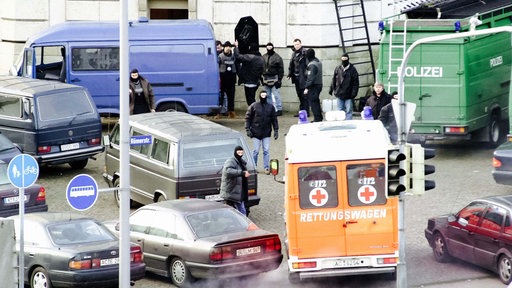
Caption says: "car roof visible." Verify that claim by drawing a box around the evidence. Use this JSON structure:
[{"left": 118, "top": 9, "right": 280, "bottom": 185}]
[
  {"left": 128, "top": 112, "right": 240, "bottom": 141},
  {"left": 142, "top": 198, "right": 228, "bottom": 215},
  {"left": 0, "top": 75, "right": 83, "bottom": 97},
  {"left": 9, "top": 212, "right": 91, "bottom": 224}
]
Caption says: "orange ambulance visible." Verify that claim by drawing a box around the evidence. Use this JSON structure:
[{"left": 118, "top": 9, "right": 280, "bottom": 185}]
[{"left": 272, "top": 115, "right": 399, "bottom": 283}]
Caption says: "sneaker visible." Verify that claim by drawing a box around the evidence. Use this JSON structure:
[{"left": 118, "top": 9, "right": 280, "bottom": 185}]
[
  {"left": 265, "top": 168, "right": 270, "bottom": 175},
  {"left": 276, "top": 110, "right": 283, "bottom": 116}
]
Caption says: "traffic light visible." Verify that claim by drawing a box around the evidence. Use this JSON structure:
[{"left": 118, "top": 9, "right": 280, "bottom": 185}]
[
  {"left": 387, "top": 147, "right": 407, "bottom": 197},
  {"left": 409, "top": 143, "right": 436, "bottom": 195}
]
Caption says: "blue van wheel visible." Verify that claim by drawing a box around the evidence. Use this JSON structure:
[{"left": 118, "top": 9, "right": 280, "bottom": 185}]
[{"left": 157, "top": 103, "right": 186, "bottom": 113}]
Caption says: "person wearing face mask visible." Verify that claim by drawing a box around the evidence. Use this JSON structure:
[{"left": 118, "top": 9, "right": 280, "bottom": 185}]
[
  {"left": 220, "top": 146, "right": 251, "bottom": 215},
  {"left": 328, "top": 53, "right": 359, "bottom": 119},
  {"left": 304, "top": 48, "right": 323, "bottom": 122},
  {"left": 245, "top": 90, "right": 279, "bottom": 175},
  {"left": 262, "top": 42, "right": 284, "bottom": 116},
  {"left": 129, "top": 68, "right": 156, "bottom": 115}
]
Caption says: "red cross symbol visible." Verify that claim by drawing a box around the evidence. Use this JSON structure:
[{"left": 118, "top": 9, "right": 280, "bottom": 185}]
[
  {"left": 358, "top": 185, "right": 377, "bottom": 204},
  {"left": 309, "top": 188, "right": 328, "bottom": 207}
]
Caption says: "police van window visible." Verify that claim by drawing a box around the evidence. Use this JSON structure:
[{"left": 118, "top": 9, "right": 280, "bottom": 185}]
[
  {"left": 0, "top": 94, "right": 23, "bottom": 118},
  {"left": 71, "top": 48, "right": 119, "bottom": 71},
  {"left": 131, "top": 45, "right": 203, "bottom": 72},
  {"left": 298, "top": 166, "right": 338, "bottom": 209},
  {"left": 346, "top": 163, "right": 387, "bottom": 206}
]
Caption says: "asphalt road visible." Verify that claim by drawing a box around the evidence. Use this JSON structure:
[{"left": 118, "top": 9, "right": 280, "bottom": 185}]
[{"left": 36, "top": 111, "right": 512, "bottom": 288}]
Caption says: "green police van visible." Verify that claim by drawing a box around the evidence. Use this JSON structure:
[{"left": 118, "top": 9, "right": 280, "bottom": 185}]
[{"left": 378, "top": 4, "right": 512, "bottom": 147}]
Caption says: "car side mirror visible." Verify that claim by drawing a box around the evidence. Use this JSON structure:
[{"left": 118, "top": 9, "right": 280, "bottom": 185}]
[
  {"left": 457, "top": 217, "right": 469, "bottom": 227},
  {"left": 269, "top": 159, "right": 285, "bottom": 184},
  {"left": 103, "top": 134, "right": 110, "bottom": 146}
]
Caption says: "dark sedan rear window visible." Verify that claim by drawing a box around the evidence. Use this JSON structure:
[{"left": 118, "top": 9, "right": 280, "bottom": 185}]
[
  {"left": 37, "top": 91, "right": 95, "bottom": 121},
  {"left": 48, "top": 220, "right": 116, "bottom": 245}
]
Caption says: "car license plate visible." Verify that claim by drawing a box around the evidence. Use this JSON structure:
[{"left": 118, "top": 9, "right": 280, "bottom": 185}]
[
  {"left": 205, "top": 194, "right": 223, "bottom": 201},
  {"left": 61, "top": 143, "right": 80, "bottom": 151},
  {"left": 330, "top": 258, "right": 367, "bottom": 268},
  {"left": 100, "top": 257, "right": 119, "bottom": 266},
  {"left": 236, "top": 246, "right": 261, "bottom": 257},
  {"left": 4, "top": 195, "right": 27, "bottom": 204}
]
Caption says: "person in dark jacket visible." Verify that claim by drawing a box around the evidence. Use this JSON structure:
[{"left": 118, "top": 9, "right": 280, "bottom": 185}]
[
  {"left": 328, "top": 53, "right": 359, "bottom": 119},
  {"left": 219, "top": 146, "right": 250, "bottom": 215},
  {"left": 262, "top": 42, "right": 284, "bottom": 116},
  {"left": 234, "top": 40, "right": 264, "bottom": 106},
  {"left": 304, "top": 48, "right": 323, "bottom": 122},
  {"left": 218, "top": 41, "right": 238, "bottom": 118},
  {"left": 245, "top": 90, "right": 279, "bottom": 175},
  {"left": 287, "top": 39, "right": 309, "bottom": 117},
  {"left": 366, "top": 82, "right": 392, "bottom": 120},
  {"left": 129, "top": 68, "right": 155, "bottom": 115}
]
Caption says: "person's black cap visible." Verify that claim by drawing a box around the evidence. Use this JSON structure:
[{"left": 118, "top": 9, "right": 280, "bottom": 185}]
[
  {"left": 223, "top": 41, "right": 234, "bottom": 47},
  {"left": 130, "top": 68, "right": 139, "bottom": 74}
]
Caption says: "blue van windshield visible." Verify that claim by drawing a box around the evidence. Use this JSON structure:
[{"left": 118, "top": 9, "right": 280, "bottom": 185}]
[{"left": 37, "top": 91, "right": 95, "bottom": 121}]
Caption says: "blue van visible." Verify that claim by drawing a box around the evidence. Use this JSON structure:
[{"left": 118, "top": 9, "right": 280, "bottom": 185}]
[{"left": 10, "top": 18, "right": 220, "bottom": 116}]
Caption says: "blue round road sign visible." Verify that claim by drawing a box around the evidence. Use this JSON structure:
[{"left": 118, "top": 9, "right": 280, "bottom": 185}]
[
  {"left": 7, "top": 154, "right": 39, "bottom": 189},
  {"left": 66, "top": 174, "right": 99, "bottom": 211}
]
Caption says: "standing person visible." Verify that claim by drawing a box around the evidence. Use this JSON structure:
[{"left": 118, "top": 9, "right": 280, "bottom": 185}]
[
  {"left": 129, "top": 68, "right": 155, "bottom": 115},
  {"left": 328, "top": 53, "right": 359, "bottom": 119},
  {"left": 216, "top": 40, "right": 223, "bottom": 55},
  {"left": 245, "top": 90, "right": 279, "bottom": 175},
  {"left": 304, "top": 49, "right": 323, "bottom": 122},
  {"left": 287, "top": 39, "right": 309, "bottom": 117},
  {"left": 219, "top": 146, "right": 250, "bottom": 215},
  {"left": 366, "top": 82, "right": 392, "bottom": 120},
  {"left": 262, "top": 42, "right": 284, "bottom": 116},
  {"left": 218, "top": 41, "right": 238, "bottom": 118},
  {"left": 234, "top": 41, "right": 264, "bottom": 106},
  {"left": 379, "top": 92, "right": 399, "bottom": 144}
]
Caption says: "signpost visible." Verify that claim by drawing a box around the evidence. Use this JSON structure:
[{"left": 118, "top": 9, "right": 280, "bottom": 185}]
[
  {"left": 66, "top": 174, "right": 99, "bottom": 211},
  {"left": 7, "top": 154, "right": 39, "bottom": 288}
]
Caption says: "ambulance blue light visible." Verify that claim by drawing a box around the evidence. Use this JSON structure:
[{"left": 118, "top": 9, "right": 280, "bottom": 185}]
[
  {"left": 454, "top": 21, "right": 461, "bottom": 32},
  {"left": 378, "top": 21, "right": 385, "bottom": 33},
  {"left": 298, "top": 110, "right": 309, "bottom": 124}
]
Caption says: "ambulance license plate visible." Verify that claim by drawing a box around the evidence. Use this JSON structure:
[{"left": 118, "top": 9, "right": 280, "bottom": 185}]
[{"left": 331, "top": 258, "right": 367, "bottom": 268}]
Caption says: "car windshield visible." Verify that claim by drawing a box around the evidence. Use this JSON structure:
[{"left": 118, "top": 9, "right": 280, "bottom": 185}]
[
  {"left": 48, "top": 219, "right": 116, "bottom": 245},
  {"left": 187, "top": 208, "right": 253, "bottom": 238}
]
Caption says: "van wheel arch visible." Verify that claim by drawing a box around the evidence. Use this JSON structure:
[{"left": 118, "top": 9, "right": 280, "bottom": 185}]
[
  {"left": 154, "top": 192, "right": 167, "bottom": 203},
  {"left": 157, "top": 102, "right": 187, "bottom": 113}
]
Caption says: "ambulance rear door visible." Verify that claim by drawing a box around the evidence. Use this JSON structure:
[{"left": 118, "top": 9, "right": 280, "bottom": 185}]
[{"left": 289, "top": 160, "right": 398, "bottom": 259}]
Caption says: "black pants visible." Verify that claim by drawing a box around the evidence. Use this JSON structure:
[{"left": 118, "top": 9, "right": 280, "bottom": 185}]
[
  {"left": 294, "top": 82, "right": 309, "bottom": 114},
  {"left": 220, "top": 74, "right": 236, "bottom": 112},
  {"left": 244, "top": 85, "right": 258, "bottom": 106},
  {"left": 307, "top": 84, "right": 323, "bottom": 122}
]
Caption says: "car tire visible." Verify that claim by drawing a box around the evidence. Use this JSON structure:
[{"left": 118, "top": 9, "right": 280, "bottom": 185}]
[
  {"left": 68, "top": 158, "right": 88, "bottom": 169},
  {"left": 488, "top": 114, "right": 501, "bottom": 148},
  {"left": 432, "top": 232, "right": 451, "bottom": 263},
  {"left": 31, "top": 267, "right": 52, "bottom": 288},
  {"left": 113, "top": 178, "right": 134, "bottom": 208},
  {"left": 288, "top": 272, "right": 300, "bottom": 284},
  {"left": 170, "top": 257, "right": 193, "bottom": 287},
  {"left": 157, "top": 102, "right": 186, "bottom": 113},
  {"left": 498, "top": 254, "right": 512, "bottom": 284}
]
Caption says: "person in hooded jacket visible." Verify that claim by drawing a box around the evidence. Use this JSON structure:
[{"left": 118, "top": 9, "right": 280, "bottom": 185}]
[
  {"left": 262, "top": 42, "right": 284, "bottom": 116},
  {"left": 328, "top": 53, "right": 359, "bottom": 119},
  {"left": 304, "top": 48, "right": 323, "bottom": 122},
  {"left": 129, "top": 68, "right": 155, "bottom": 115},
  {"left": 234, "top": 40, "right": 265, "bottom": 106},
  {"left": 245, "top": 90, "right": 279, "bottom": 175},
  {"left": 220, "top": 146, "right": 250, "bottom": 215},
  {"left": 366, "top": 82, "right": 392, "bottom": 120}
]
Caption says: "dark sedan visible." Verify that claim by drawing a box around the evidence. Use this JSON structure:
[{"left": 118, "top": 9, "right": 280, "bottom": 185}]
[
  {"left": 105, "top": 198, "right": 283, "bottom": 287},
  {"left": 0, "top": 132, "right": 21, "bottom": 163},
  {"left": 0, "top": 161, "right": 47, "bottom": 217},
  {"left": 424, "top": 195, "right": 512, "bottom": 284},
  {"left": 493, "top": 141, "right": 512, "bottom": 185},
  {"left": 9, "top": 212, "right": 146, "bottom": 288}
]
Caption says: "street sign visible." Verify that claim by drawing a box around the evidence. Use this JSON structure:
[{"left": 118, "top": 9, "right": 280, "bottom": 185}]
[
  {"left": 7, "top": 154, "right": 39, "bottom": 188},
  {"left": 130, "top": 135, "right": 152, "bottom": 146},
  {"left": 66, "top": 174, "right": 99, "bottom": 211}
]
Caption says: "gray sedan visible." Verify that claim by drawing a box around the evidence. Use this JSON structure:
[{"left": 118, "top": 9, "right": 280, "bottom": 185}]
[{"left": 105, "top": 198, "right": 283, "bottom": 287}]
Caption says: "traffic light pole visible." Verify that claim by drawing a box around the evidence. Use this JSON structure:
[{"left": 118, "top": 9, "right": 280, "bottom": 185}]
[{"left": 395, "top": 25, "right": 512, "bottom": 288}]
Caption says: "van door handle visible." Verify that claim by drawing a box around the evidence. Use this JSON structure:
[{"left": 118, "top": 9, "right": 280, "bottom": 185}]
[
  {"left": 186, "top": 87, "right": 192, "bottom": 91},
  {"left": 419, "top": 93, "right": 431, "bottom": 100},
  {"left": 70, "top": 78, "right": 81, "bottom": 83},
  {"left": 343, "top": 220, "right": 358, "bottom": 227}
]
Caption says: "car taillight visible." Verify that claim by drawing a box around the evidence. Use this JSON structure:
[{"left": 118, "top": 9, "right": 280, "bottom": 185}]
[
  {"left": 36, "top": 187, "right": 46, "bottom": 202},
  {"left": 378, "top": 257, "right": 398, "bottom": 265},
  {"left": 493, "top": 157, "right": 502, "bottom": 168},
  {"left": 130, "top": 246, "right": 144, "bottom": 263},
  {"left": 265, "top": 237, "right": 281, "bottom": 252},
  {"left": 88, "top": 138, "right": 101, "bottom": 146},
  {"left": 69, "top": 259, "right": 94, "bottom": 269},
  {"left": 444, "top": 126, "right": 467, "bottom": 134},
  {"left": 38, "top": 146, "right": 51, "bottom": 154},
  {"left": 247, "top": 188, "right": 256, "bottom": 196},
  {"left": 210, "top": 246, "right": 234, "bottom": 261}
]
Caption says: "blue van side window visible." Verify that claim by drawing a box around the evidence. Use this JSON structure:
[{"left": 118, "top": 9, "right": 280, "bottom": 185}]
[
  {"left": 0, "top": 95, "right": 23, "bottom": 118},
  {"left": 72, "top": 48, "right": 119, "bottom": 71},
  {"left": 131, "top": 45, "right": 203, "bottom": 72}
]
